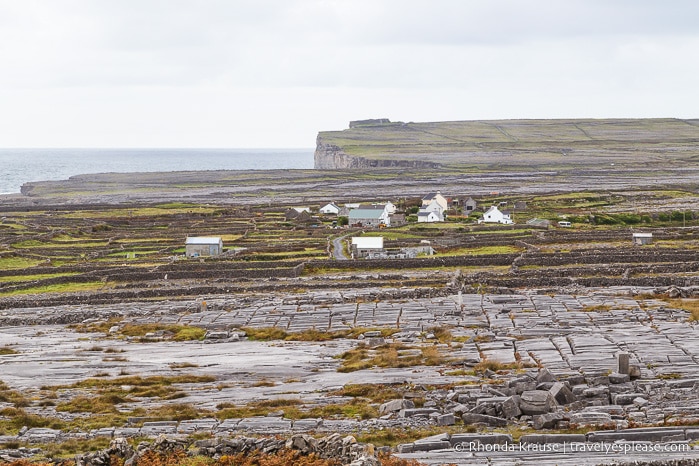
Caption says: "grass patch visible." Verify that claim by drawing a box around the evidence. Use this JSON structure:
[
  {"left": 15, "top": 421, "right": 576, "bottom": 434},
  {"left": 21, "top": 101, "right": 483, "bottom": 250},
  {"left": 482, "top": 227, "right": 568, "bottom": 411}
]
[
  {"left": 251, "top": 379, "right": 276, "bottom": 387},
  {"left": 0, "top": 272, "right": 80, "bottom": 283},
  {"left": 241, "top": 326, "right": 399, "bottom": 342},
  {"left": 336, "top": 343, "right": 451, "bottom": 373},
  {"left": 49, "top": 374, "right": 217, "bottom": 402},
  {"left": 36, "top": 437, "right": 112, "bottom": 459},
  {"left": 0, "top": 381, "right": 30, "bottom": 407},
  {"left": 357, "top": 425, "right": 468, "bottom": 447},
  {"left": 217, "top": 398, "right": 379, "bottom": 421},
  {"left": 0, "top": 281, "right": 112, "bottom": 297},
  {"left": 307, "top": 398, "right": 378, "bottom": 420},
  {"left": 242, "top": 327, "right": 289, "bottom": 341},
  {"left": 118, "top": 323, "right": 206, "bottom": 341},
  {"left": 445, "top": 369, "right": 477, "bottom": 377},
  {"left": 328, "top": 383, "right": 404, "bottom": 403},
  {"left": 216, "top": 398, "right": 302, "bottom": 419},
  {"left": 441, "top": 245, "right": 523, "bottom": 256},
  {"left": 0, "top": 407, "right": 66, "bottom": 434},
  {"left": 657, "top": 373, "right": 682, "bottom": 380},
  {"left": 0, "top": 347, "right": 18, "bottom": 355},
  {"left": 69, "top": 318, "right": 123, "bottom": 334},
  {"left": 0, "top": 256, "right": 44, "bottom": 269},
  {"left": 580, "top": 304, "right": 613, "bottom": 312},
  {"left": 660, "top": 298, "right": 699, "bottom": 321},
  {"left": 426, "top": 326, "right": 470, "bottom": 344},
  {"left": 56, "top": 394, "right": 126, "bottom": 414},
  {"left": 473, "top": 360, "right": 530, "bottom": 374},
  {"left": 143, "top": 403, "right": 207, "bottom": 422}
]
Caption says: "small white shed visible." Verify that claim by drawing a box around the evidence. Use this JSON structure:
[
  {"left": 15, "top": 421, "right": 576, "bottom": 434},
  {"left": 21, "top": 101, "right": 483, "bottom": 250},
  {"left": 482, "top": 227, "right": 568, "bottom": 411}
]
[
  {"left": 351, "top": 236, "right": 384, "bottom": 259},
  {"left": 632, "top": 232, "right": 653, "bottom": 246},
  {"left": 351, "top": 237, "right": 384, "bottom": 250},
  {"left": 185, "top": 236, "right": 223, "bottom": 257}
]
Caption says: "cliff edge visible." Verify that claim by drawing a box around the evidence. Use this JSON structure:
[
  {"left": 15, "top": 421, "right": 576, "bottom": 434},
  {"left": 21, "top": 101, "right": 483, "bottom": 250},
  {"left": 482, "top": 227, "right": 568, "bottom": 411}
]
[
  {"left": 313, "top": 117, "right": 699, "bottom": 170},
  {"left": 314, "top": 119, "right": 442, "bottom": 169}
]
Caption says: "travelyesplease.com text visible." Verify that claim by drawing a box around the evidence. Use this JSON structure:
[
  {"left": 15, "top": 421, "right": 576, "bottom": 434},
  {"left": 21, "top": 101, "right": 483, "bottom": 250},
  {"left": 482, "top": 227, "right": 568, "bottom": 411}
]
[{"left": 454, "top": 442, "right": 690, "bottom": 455}]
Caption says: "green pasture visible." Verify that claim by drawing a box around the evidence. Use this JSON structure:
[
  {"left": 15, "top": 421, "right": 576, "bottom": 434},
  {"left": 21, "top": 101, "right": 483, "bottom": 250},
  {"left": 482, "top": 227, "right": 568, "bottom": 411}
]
[
  {"left": 0, "top": 272, "right": 80, "bottom": 284},
  {"left": 0, "top": 256, "right": 45, "bottom": 269},
  {"left": 0, "top": 281, "right": 113, "bottom": 297}
]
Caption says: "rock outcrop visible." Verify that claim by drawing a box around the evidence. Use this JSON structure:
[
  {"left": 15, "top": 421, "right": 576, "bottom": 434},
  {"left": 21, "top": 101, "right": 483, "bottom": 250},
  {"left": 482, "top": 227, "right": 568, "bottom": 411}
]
[{"left": 314, "top": 134, "right": 441, "bottom": 169}]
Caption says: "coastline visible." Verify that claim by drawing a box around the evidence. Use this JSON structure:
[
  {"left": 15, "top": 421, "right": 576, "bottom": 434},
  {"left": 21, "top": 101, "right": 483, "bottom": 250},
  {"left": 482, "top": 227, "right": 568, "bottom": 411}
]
[{"left": 4, "top": 165, "right": 699, "bottom": 207}]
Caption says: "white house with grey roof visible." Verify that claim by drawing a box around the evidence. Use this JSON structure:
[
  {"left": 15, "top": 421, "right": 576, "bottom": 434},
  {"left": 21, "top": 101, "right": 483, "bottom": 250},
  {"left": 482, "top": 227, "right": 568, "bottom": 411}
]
[
  {"left": 185, "top": 236, "right": 223, "bottom": 258},
  {"left": 348, "top": 204, "right": 391, "bottom": 227},
  {"left": 417, "top": 199, "right": 445, "bottom": 222},
  {"left": 417, "top": 211, "right": 442, "bottom": 223},
  {"left": 481, "top": 206, "right": 513, "bottom": 224}
]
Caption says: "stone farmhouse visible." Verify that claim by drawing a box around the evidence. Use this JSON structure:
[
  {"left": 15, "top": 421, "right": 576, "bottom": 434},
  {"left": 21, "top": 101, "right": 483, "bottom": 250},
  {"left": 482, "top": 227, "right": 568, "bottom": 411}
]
[{"left": 463, "top": 197, "right": 478, "bottom": 214}]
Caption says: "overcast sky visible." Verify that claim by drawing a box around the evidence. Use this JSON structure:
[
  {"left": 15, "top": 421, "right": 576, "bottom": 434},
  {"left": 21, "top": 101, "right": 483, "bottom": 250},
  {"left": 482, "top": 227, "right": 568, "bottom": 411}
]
[{"left": 1, "top": 0, "right": 697, "bottom": 148}]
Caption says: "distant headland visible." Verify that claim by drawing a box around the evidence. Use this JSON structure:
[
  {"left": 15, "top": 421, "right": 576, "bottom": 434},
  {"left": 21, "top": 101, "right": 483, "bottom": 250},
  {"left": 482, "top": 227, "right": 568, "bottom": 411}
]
[{"left": 314, "top": 117, "right": 699, "bottom": 170}]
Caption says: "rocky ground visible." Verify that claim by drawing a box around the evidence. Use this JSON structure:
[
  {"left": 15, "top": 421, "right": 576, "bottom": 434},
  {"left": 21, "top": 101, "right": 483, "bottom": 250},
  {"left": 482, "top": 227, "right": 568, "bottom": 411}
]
[{"left": 2, "top": 286, "right": 699, "bottom": 464}]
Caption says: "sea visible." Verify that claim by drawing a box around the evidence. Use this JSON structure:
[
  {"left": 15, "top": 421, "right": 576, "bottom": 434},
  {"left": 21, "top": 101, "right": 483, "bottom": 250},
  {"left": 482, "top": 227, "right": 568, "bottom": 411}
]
[{"left": 0, "top": 148, "right": 314, "bottom": 195}]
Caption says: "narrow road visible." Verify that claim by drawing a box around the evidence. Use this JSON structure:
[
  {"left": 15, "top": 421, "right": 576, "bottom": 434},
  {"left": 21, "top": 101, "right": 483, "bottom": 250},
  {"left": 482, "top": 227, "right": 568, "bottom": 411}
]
[{"left": 332, "top": 234, "right": 350, "bottom": 260}]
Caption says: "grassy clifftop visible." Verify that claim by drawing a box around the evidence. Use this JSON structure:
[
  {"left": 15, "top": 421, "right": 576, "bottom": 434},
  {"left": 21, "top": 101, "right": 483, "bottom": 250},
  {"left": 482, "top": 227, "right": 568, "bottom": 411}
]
[{"left": 314, "top": 118, "right": 699, "bottom": 170}]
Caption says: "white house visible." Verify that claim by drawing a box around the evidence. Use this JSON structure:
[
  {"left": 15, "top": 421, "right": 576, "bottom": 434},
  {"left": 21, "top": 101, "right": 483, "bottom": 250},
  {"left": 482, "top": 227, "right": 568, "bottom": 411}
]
[
  {"left": 185, "top": 237, "right": 223, "bottom": 258},
  {"left": 422, "top": 192, "right": 449, "bottom": 211},
  {"left": 319, "top": 202, "right": 340, "bottom": 215},
  {"left": 481, "top": 206, "right": 513, "bottom": 224},
  {"left": 417, "top": 199, "right": 444, "bottom": 222},
  {"left": 417, "top": 211, "right": 442, "bottom": 223},
  {"left": 348, "top": 204, "right": 391, "bottom": 227}
]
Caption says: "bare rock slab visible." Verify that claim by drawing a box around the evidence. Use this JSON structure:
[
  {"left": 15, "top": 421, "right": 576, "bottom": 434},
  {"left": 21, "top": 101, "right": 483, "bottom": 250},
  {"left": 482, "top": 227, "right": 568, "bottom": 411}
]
[
  {"left": 462, "top": 413, "right": 508, "bottom": 427},
  {"left": 379, "top": 399, "right": 415, "bottom": 415},
  {"left": 519, "top": 390, "right": 557, "bottom": 415},
  {"left": 549, "top": 382, "right": 577, "bottom": 405}
]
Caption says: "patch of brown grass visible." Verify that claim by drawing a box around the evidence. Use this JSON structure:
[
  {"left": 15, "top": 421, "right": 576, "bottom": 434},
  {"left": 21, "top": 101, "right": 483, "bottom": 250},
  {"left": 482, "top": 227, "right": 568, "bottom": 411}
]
[
  {"left": 336, "top": 343, "right": 452, "bottom": 373},
  {"left": 473, "top": 360, "right": 530, "bottom": 374},
  {"left": 580, "top": 304, "right": 613, "bottom": 312},
  {"left": 662, "top": 298, "right": 699, "bottom": 321},
  {"left": 241, "top": 326, "right": 400, "bottom": 342},
  {"left": 328, "top": 383, "right": 404, "bottom": 403}
]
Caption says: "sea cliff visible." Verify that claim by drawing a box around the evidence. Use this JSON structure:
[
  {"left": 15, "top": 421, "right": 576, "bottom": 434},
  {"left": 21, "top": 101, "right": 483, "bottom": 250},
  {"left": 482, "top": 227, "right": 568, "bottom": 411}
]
[
  {"left": 314, "top": 133, "right": 440, "bottom": 169},
  {"left": 313, "top": 117, "right": 699, "bottom": 170}
]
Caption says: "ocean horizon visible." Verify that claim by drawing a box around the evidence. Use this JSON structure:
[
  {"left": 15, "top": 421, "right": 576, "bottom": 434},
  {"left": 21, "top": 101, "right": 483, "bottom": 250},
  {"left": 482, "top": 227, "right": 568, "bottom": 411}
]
[{"left": 0, "top": 148, "right": 314, "bottom": 195}]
